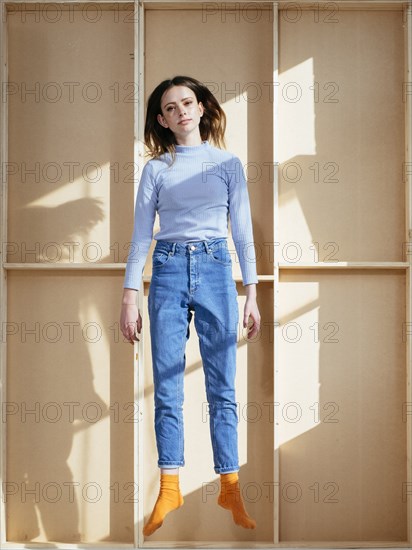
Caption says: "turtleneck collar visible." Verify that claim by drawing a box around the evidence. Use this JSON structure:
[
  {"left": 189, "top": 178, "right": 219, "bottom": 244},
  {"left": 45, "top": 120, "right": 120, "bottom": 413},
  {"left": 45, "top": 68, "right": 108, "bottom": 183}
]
[{"left": 174, "top": 140, "right": 209, "bottom": 153}]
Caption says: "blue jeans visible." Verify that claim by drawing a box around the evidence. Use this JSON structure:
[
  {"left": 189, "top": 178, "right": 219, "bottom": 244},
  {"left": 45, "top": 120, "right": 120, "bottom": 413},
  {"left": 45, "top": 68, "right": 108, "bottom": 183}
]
[{"left": 148, "top": 237, "right": 240, "bottom": 474}]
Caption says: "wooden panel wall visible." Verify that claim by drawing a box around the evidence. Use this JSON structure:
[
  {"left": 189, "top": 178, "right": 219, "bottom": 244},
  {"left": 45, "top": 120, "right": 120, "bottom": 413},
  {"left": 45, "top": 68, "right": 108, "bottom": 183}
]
[
  {"left": 278, "top": 8, "right": 407, "bottom": 542},
  {"left": 5, "top": 6, "right": 135, "bottom": 543},
  {"left": 278, "top": 269, "right": 406, "bottom": 540},
  {"left": 0, "top": 1, "right": 410, "bottom": 548},
  {"left": 278, "top": 9, "right": 405, "bottom": 263}
]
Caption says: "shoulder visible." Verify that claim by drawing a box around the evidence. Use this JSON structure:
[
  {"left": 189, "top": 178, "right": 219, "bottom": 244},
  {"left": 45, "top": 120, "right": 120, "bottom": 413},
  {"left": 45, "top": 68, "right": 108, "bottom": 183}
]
[
  {"left": 206, "top": 144, "right": 243, "bottom": 177},
  {"left": 140, "top": 156, "right": 170, "bottom": 183},
  {"left": 142, "top": 156, "right": 167, "bottom": 171},
  {"left": 207, "top": 143, "right": 237, "bottom": 163},
  {"left": 208, "top": 146, "right": 246, "bottom": 182}
]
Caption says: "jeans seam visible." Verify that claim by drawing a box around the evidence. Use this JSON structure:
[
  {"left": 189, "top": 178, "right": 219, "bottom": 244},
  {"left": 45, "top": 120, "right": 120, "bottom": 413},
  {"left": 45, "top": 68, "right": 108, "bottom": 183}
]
[
  {"left": 205, "top": 371, "right": 219, "bottom": 469},
  {"left": 152, "top": 251, "right": 173, "bottom": 269},
  {"left": 177, "top": 324, "right": 188, "bottom": 464},
  {"left": 207, "top": 242, "right": 231, "bottom": 266}
]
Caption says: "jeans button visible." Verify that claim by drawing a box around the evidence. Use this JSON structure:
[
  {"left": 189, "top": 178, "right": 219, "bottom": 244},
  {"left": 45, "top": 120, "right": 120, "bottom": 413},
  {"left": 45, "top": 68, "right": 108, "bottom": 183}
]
[{"left": 190, "top": 245, "right": 195, "bottom": 250}]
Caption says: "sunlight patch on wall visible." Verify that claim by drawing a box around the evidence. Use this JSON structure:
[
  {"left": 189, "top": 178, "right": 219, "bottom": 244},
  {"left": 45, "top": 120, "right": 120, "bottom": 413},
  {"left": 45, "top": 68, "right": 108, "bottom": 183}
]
[
  {"left": 278, "top": 58, "right": 316, "bottom": 164},
  {"left": 278, "top": 284, "right": 320, "bottom": 446},
  {"left": 25, "top": 162, "right": 112, "bottom": 263},
  {"left": 279, "top": 185, "right": 317, "bottom": 264},
  {"left": 221, "top": 95, "right": 248, "bottom": 158}
]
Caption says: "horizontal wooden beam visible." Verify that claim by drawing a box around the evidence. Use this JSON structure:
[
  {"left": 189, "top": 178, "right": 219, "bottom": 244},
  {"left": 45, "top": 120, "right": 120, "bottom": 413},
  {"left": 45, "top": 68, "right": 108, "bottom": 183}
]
[
  {"left": 4, "top": 2, "right": 134, "bottom": 10},
  {"left": 2, "top": 262, "right": 411, "bottom": 272},
  {"left": 3, "top": 262, "right": 131, "bottom": 270},
  {"left": 142, "top": 0, "right": 407, "bottom": 10},
  {"left": 278, "top": 262, "right": 410, "bottom": 269},
  {"left": 2, "top": 0, "right": 408, "bottom": 10},
  {"left": 0, "top": 541, "right": 410, "bottom": 549},
  {"left": 142, "top": 542, "right": 411, "bottom": 549},
  {"left": 0, "top": 544, "right": 136, "bottom": 549}
]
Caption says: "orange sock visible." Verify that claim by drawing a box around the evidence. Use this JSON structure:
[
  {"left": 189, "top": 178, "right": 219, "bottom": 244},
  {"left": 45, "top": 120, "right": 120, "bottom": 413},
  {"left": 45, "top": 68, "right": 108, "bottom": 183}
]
[
  {"left": 143, "top": 473, "right": 184, "bottom": 536},
  {"left": 218, "top": 472, "right": 256, "bottom": 529}
]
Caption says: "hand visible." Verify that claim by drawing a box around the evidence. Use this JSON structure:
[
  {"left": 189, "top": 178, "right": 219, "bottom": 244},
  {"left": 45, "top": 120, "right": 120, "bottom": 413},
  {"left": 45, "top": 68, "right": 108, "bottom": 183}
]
[
  {"left": 120, "top": 304, "right": 142, "bottom": 345},
  {"left": 243, "top": 297, "right": 260, "bottom": 339}
]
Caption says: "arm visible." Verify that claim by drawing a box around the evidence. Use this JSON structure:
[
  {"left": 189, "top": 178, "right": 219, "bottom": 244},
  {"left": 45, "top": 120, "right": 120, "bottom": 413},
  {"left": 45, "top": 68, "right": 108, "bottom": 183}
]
[
  {"left": 122, "top": 288, "right": 138, "bottom": 305},
  {"left": 121, "top": 161, "right": 157, "bottom": 344},
  {"left": 227, "top": 155, "right": 260, "bottom": 339}
]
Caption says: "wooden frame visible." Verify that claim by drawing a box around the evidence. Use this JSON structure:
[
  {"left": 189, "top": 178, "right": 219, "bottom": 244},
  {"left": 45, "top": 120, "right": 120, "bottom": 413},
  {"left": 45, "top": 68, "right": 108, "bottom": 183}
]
[
  {"left": 0, "top": 0, "right": 411, "bottom": 547},
  {"left": 405, "top": 0, "right": 412, "bottom": 544},
  {"left": 0, "top": 0, "right": 8, "bottom": 546}
]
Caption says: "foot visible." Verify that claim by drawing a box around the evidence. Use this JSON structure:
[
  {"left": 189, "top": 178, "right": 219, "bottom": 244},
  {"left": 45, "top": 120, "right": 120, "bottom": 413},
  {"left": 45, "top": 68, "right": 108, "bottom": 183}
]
[
  {"left": 143, "top": 474, "right": 184, "bottom": 536},
  {"left": 218, "top": 472, "right": 256, "bottom": 529}
]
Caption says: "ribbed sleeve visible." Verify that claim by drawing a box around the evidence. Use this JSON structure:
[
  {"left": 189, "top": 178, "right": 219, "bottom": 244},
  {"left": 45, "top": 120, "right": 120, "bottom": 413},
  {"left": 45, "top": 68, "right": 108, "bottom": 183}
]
[
  {"left": 226, "top": 155, "right": 259, "bottom": 286},
  {"left": 123, "top": 161, "right": 157, "bottom": 291}
]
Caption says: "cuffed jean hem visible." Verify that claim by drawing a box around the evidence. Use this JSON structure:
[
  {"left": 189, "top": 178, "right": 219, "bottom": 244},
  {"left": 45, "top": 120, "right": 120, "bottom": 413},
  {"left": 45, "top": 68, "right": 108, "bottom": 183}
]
[
  {"left": 158, "top": 462, "right": 185, "bottom": 468},
  {"left": 215, "top": 466, "right": 240, "bottom": 474}
]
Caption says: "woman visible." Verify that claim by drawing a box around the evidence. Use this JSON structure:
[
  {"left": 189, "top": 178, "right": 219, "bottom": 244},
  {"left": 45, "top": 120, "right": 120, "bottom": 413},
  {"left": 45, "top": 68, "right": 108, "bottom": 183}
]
[{"left": 120, "top": 75, "right": 261, "bottom": 535}]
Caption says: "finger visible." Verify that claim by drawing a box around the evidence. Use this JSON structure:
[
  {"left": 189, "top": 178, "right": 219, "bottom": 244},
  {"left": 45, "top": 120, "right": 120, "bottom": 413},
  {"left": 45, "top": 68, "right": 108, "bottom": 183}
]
[
  {"left": 248, "top": 324, "right": 257, "bottom": 338},
  {"left": 130, "top": 330, "right": 140, "bottom": 343},
  {"left": 126, "top": 330, "right": 136, "bottom": 344},
  {"left": 251, "top": 324, "right": 260, "bottom": 337},
  {"left": 248, "top": 329, "right": 257, "bottom": 340}
]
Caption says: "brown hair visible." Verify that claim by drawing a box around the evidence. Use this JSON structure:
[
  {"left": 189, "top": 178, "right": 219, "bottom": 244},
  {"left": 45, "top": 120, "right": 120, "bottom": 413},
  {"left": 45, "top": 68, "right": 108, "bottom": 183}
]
[{"left": 143, "top": 75, "right": 227, "bottom": 165}]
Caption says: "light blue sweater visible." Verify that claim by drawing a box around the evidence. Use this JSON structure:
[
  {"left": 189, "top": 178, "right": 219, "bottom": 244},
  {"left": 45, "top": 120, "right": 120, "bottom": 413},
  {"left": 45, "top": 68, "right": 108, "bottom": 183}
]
[{"left": 123, "top": 140, "right": 259, "bottom": 291}]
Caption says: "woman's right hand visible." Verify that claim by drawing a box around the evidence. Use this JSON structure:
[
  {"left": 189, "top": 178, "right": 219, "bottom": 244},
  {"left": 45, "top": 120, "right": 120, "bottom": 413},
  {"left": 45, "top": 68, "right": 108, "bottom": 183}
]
[{"left": 120, "top": 304, "right": 142, "bottom": 345}]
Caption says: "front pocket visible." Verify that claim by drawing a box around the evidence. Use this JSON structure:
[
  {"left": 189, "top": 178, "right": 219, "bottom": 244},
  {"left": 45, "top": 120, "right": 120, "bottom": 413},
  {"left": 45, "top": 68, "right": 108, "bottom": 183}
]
[
  {"left": 152, "top": 250, "right": 173, "bottom": 268},
  {"left": 209, "top": 245, "right": 232, "bottom": 266}
]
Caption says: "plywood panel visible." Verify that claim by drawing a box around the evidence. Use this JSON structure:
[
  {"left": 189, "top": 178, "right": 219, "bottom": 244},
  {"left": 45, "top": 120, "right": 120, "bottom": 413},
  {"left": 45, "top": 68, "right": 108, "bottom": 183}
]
[
  {"left": 142, "top": 284, "right": 274, "bottom": 542},
  {"left": 141, "top": 6, "right": 275, "bottom": 543},
  {"left": 6, "top": 271, "right": 135, "bottom": 542},
  {"left": 278, "top": 269, "right": 407, "bottom": 541},
  {"left": 6, "top": 7, "right": 134, "bottom": 266},
  {"left": 143, "top": 6, "right": 275, "bottom": 282},
  {"left": 278, "top": 9, "right": 405, "bottom": 264}
]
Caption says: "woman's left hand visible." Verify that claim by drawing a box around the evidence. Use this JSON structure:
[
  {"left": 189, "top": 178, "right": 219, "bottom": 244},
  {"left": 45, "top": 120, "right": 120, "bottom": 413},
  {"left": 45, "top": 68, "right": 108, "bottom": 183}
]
[{"left": 243, "top": 297, "right": 261, "bottom": 339}]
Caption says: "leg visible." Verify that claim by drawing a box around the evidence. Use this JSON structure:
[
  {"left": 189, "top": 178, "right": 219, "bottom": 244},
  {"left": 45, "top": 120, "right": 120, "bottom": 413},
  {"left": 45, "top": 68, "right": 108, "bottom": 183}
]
[
  {"left": 144, "top": 258, "right": 192, "bottom": 536},
  {"left": 193, "top": 276, "right": 240, "bottom": 474},
  {"left": 193, "top": 250, "right": 256, "bottom": 529},
  {"left": 148, "top": 281, "right": 193, "bottom": 468}
]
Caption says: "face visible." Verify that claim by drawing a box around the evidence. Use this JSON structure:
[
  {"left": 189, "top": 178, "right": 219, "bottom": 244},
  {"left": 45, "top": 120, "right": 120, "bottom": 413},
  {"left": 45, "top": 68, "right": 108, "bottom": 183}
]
[{"left": 157, "top": 85, "right": 204, "bottom": 140}]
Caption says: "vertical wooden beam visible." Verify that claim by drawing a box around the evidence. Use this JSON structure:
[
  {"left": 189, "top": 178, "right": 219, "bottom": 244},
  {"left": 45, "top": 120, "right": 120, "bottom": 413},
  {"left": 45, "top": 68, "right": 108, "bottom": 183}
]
[
  {"left": 134, "top": 0, "right": 145, "bottom": 547},
  {"left": 0, "top": 1, "right": 8, "bottom": 546},
  {"left": 273, "top": 0, "right": 280, "bottom": 545},
  {"left": 404, "top": 0, "right": 412, "bottom": 544}
]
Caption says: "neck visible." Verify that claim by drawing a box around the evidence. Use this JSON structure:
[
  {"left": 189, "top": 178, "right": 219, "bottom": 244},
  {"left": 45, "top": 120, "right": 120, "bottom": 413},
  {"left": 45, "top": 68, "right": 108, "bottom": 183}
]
[{"left": 174, "top": 131, "right": 203, "bottom": 147}]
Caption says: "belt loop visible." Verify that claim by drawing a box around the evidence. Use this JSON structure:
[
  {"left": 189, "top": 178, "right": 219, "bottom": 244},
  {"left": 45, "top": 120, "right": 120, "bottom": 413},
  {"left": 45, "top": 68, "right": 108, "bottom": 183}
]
[
  {"left": 204, "top": 240, "right": 210, "bottom": 254},
  {"left": 171, "top": 242, "right": 177, "bottom": 255}
]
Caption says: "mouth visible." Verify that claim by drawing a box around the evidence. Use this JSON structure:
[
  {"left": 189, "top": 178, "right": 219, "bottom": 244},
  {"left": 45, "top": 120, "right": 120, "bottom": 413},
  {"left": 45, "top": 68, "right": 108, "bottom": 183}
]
[{"left": 179, "top": 119, "right": 192, "bottom": 124}]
